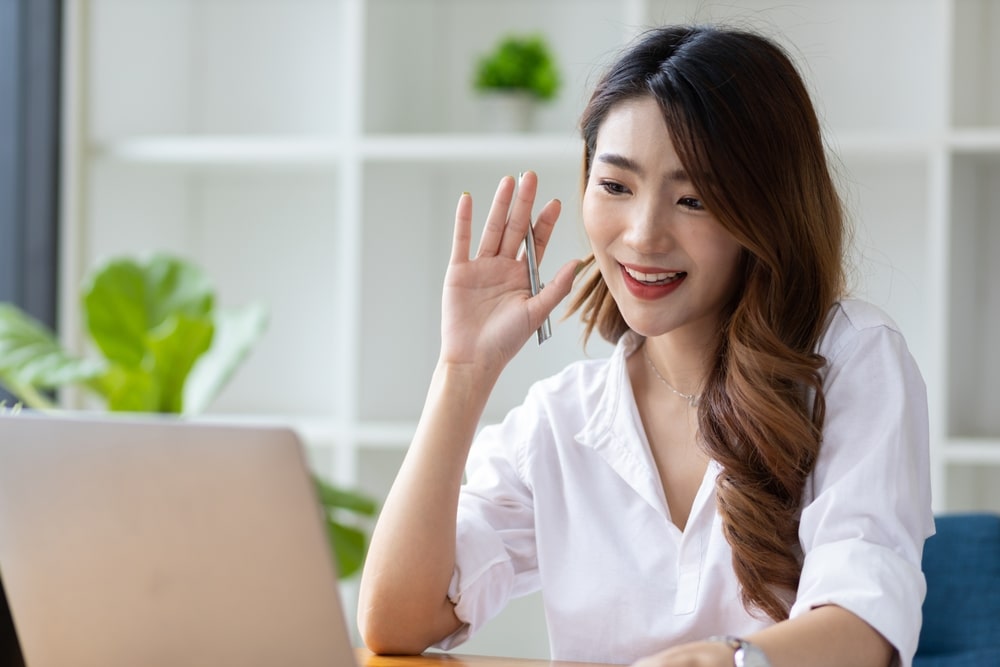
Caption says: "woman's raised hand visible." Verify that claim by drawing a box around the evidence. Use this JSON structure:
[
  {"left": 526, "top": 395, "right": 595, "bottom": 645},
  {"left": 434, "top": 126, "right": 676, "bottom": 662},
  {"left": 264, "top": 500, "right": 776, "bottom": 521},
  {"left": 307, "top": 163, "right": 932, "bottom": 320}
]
[{"left": 440, "top": 171, "right": 579, "bottom": 376}]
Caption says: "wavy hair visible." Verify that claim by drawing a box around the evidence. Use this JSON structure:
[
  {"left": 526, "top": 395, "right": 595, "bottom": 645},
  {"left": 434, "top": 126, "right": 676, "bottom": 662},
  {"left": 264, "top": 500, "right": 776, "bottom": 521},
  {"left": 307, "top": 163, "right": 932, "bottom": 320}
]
[{"left": 568, "top": 25, "right": 845, "bottom": 622}]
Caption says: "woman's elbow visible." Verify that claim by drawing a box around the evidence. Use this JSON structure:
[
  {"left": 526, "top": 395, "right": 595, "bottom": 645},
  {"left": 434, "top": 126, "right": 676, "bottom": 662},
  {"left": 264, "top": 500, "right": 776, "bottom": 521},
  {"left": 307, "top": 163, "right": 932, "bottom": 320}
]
[
  {"left": 356, "top": 562, "right": 463, "bottom": 654},
  {"left": 357, "top": 598, "right": 449, "bottom": 656}
]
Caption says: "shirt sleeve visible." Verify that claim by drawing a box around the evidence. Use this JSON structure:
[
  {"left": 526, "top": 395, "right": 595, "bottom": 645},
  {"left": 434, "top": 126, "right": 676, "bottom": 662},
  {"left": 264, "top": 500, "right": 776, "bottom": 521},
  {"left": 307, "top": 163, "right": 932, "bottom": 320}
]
[
  {"left": 791, "top": 316, "right": 935, "bottom": 667},
  {"left": 432, "top": 398, "right": 543, "bottom": 651}
]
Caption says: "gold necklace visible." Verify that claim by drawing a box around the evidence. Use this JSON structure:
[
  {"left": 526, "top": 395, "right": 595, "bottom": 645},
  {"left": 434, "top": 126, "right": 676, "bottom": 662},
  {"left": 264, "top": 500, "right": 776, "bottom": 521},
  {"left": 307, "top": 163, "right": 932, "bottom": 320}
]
[{"left": 643, "top": 345, "right": 700, "bottom": 407}]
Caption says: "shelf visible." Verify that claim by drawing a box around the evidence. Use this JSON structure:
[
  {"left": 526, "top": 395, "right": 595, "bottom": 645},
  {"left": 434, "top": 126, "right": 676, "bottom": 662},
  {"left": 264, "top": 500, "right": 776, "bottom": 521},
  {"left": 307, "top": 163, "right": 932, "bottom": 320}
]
[
  {"left": 943, "top": 439, "right": 1000, "bottom": 465},
  {"left": 949, "top": 130, "right": 1000, "bottom": 153},
  {"left": 361, "top": 134, "right": 582, "bottom": 163},
  {"left": 91, "top": 133, "right": 583, "bottom": 166},
  {"left": 354, "top": 421, "right": 417, "bottom": 448},
  {"left": 91, "top": 130, "right": 956, "bottom": 169},
  {"left": 91, "top": 136, "right": 344, "bottom": 167},
  {"left": 192, "top": 414, "right": 418, "bottom": 450}
]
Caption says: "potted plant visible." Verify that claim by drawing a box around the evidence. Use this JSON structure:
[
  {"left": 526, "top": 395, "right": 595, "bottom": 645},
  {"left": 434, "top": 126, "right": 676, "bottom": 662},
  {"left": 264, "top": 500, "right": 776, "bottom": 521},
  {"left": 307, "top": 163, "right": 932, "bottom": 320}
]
[
  {"left": 473, "top": 33, "right": 561, "bottom": 132},
  {"left": 0, "top": 252, "right": 375, "bottom": 578}
]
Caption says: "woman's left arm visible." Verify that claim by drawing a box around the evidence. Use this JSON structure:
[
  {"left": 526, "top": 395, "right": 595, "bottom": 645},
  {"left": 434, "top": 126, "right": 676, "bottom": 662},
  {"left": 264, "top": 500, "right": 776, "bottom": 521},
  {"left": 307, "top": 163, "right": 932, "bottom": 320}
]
[
  {"left": 633, "top": 604, "right": 892, "bottom": 667},
  {"left": 746, "top": 604, "right": 893, "bottom": 667}
]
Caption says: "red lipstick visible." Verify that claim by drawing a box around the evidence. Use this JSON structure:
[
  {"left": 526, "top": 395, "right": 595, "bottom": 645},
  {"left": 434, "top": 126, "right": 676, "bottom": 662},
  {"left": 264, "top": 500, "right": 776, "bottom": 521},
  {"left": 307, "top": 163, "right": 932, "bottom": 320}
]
[{"left": 619, "top": 264, "right": 686, "bottom": 300}]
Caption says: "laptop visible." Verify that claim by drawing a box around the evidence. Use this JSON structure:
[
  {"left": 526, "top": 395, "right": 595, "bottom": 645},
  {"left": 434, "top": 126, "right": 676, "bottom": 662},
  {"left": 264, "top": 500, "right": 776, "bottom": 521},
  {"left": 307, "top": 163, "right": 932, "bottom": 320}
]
[{"left": 0, "top": 412, "right": 359, "bottom": 667}]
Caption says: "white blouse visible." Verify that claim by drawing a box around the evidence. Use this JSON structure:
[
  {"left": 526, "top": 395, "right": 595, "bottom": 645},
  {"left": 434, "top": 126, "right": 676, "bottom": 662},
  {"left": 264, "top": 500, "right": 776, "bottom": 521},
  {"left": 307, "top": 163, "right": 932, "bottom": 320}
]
[{"left": 435, "top": 300, "right": 934, "bottom": 666}]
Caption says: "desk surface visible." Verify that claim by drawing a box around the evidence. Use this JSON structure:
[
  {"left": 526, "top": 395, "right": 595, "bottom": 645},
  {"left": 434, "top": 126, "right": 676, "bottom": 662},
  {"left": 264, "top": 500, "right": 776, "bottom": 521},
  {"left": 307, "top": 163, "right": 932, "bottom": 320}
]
[{"left": 355, "top": 647, "right": 617, "bottom": 667}]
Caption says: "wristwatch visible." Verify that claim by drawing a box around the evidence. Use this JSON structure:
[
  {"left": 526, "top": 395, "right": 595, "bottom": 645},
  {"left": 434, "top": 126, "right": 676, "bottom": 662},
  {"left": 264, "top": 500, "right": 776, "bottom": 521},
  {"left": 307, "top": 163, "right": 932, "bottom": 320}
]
[{"left": 708, "top": 636, "right": 773, "bottom": 667}]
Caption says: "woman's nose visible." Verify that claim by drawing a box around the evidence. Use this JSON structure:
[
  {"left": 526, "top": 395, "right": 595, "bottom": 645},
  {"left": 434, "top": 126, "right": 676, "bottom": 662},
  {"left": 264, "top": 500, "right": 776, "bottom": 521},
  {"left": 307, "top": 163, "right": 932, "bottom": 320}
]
[{"left": 623, "top": 200, "right": 674, "bottom": 252}]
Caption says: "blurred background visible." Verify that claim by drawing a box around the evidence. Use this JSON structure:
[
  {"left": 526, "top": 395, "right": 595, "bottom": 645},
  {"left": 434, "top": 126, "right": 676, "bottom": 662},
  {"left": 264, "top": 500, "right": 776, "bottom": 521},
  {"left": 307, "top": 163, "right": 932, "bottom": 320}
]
[{"left": 3, "top": 0, "right": 999, "bottom": 658}]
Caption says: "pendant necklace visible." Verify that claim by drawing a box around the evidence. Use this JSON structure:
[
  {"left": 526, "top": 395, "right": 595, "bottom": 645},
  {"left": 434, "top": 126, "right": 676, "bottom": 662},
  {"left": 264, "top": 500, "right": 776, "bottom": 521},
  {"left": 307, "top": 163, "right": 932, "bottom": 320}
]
[{"left": 643, "top": 345, "right": 700, "bottom": 407}]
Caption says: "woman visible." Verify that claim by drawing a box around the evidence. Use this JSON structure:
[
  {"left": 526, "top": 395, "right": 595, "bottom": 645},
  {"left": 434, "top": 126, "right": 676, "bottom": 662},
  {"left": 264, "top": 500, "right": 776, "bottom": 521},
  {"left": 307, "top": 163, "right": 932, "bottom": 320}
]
[{"left": 358, "top": 25, "right": 933, "bottom": 667}]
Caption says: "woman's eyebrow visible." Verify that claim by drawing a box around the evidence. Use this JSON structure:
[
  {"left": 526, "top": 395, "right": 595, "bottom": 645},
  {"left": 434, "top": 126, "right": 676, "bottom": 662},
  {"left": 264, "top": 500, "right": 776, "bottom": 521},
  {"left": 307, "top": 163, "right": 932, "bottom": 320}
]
[
  {"left": 595, "top": 152, "right": 644, "bottom": 176},
  {"left": 595, "top": 152, "right": 691, "bottom": 184}
]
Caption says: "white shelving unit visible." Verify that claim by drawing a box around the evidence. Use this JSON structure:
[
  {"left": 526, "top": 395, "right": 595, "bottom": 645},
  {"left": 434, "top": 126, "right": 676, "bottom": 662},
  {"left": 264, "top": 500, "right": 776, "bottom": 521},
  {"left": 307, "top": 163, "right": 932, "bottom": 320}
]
[{"left": 60, "top": 0, "right": 1000, "bottom": 658}]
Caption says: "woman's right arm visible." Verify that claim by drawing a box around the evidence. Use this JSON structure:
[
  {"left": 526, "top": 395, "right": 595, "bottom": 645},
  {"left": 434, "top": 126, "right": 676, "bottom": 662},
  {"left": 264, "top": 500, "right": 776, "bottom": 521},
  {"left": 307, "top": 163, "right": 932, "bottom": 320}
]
[{"left": 356, "top": 172, "right": 578, "bottom": 654}]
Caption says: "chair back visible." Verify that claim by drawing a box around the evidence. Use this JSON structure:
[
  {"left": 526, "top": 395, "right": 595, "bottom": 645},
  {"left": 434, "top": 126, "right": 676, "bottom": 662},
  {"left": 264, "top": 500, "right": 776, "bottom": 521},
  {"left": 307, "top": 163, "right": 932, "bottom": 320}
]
[{"left": 914, "top": 512, "right": 1000, "bottom": 666}]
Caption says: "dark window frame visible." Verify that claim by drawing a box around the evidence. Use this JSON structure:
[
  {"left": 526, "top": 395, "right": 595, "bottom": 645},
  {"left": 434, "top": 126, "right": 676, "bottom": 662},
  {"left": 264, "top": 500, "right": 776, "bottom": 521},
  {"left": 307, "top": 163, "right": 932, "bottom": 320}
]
[
  {"left": 0, "top": 0, "right": 62, "bottom": 412},
  {"left": 0, "top": 0, "right": 62, "bottom": 325}
]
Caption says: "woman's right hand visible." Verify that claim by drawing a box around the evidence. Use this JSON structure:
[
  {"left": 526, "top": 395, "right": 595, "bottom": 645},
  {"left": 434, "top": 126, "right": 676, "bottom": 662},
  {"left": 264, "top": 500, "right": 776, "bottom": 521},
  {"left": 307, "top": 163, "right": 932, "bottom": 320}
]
[{"left": 440, "top": 171, "right": 580, "bottom": 377}]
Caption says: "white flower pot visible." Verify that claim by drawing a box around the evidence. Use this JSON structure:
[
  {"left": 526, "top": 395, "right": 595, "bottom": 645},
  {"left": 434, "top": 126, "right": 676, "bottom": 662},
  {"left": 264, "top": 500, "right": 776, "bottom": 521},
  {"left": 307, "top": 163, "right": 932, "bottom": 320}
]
[{"left": 479, "top": 90, "right": 539, "bottom": 133}]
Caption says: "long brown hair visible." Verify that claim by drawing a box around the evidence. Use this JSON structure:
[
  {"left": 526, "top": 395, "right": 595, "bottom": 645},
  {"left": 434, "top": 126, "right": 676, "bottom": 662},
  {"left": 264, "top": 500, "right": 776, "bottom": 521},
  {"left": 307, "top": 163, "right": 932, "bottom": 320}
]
[{"left": 569, "top": 25, "right": 845, "bottom": 622}]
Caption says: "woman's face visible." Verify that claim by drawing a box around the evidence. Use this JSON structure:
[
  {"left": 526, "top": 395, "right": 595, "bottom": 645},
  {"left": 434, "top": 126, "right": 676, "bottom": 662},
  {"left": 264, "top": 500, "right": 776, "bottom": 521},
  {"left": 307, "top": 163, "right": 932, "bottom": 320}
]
[{"left": 582, "top": 96, "right": 744, "bottom": 341}]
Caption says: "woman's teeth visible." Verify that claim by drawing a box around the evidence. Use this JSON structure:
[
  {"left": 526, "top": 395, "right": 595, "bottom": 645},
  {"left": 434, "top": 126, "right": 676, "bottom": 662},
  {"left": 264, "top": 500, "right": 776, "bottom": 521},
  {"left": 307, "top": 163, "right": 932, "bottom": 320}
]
[{"left": 624, "top": 266, "right": 685, "bottom": 285}]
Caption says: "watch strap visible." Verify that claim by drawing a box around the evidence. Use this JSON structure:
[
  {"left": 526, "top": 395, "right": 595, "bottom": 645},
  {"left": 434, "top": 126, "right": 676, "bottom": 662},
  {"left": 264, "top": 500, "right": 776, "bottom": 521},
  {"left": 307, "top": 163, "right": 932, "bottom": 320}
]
[{"left": 706, "top": 635, "right": 773, "bottom": 667}]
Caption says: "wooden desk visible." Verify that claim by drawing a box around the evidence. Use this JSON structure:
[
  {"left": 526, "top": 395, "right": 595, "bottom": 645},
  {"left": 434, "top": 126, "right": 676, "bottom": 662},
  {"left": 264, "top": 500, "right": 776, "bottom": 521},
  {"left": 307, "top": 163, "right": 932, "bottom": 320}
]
[{"left": 356, "top": 647, "right": 617, "bottom": 667}]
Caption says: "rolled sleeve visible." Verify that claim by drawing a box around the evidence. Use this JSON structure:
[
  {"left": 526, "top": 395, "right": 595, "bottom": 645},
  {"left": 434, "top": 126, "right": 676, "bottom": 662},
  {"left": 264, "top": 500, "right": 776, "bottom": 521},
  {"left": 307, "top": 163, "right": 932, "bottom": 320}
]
[
  {"left": 791, "top": 539, "right": 926, "bottom": 664},
  {"left": 795, "top": 304, "right": 934, "bottom": 667},
  {"left": 433, "top": 406, "right": 542, "bottom": 651},
  {"left": 435, "top": 508, "right": 517, "bottom": 650}
]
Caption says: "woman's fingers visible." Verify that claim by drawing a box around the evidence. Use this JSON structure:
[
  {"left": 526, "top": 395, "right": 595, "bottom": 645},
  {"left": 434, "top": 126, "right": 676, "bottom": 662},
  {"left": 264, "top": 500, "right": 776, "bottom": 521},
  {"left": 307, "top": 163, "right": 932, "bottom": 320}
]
[
  {"left": 474, "top": 176, "right": 515, "bottom": 258},
  {"left": 529, "top": 196, "right": 562, "bottom": 266},
  {"left": 470, "top": 170, "right": 560, "bottom": 268},
  {"left": 524, "top": 259, "right": 581, "bottom": 330},
  {"left": 450, "top": 192, "right": 473, "bottom": 265},
  {"left": 498, "top": 171, "right": 538, "bottom": 258}
]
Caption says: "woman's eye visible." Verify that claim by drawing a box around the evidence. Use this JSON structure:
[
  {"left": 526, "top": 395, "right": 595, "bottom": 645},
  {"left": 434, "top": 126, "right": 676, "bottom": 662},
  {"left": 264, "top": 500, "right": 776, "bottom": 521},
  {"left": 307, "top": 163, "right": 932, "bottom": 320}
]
[
  {"left": 598, "top": 180, "right": 630, "bottom": 195},
  {"left": 678, "top": 196, "right": 704, "bottom": 210}
]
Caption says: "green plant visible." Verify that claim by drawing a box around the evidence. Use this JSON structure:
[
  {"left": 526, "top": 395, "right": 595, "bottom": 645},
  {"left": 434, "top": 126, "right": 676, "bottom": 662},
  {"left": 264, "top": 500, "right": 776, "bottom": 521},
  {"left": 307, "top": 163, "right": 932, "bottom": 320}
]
[
  {"left": 0, "top": 253, "right": 375, "bottom": 578},
  {"left": 474, "top": 33, "right": 561, "bottom": 101}
]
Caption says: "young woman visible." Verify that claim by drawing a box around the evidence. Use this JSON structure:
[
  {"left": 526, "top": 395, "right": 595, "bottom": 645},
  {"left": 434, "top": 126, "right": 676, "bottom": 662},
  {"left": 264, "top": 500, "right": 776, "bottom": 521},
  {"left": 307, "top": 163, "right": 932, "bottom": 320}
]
[{"left": 358, "top": 25, "right": 933, "bottom": 667}]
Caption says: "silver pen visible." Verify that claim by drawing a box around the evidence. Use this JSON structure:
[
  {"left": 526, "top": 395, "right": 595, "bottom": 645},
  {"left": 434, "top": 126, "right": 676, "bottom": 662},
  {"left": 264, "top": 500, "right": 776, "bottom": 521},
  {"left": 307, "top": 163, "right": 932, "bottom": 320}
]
[{"left": 511, "top": 173, "right": 552, "bottom": 344}]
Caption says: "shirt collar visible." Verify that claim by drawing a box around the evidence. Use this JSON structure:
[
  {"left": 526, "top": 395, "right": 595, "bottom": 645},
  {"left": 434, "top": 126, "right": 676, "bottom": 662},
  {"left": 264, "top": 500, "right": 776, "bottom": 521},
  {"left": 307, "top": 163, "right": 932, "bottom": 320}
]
[{"left": 574, "top": 331, "right": 671, "bottom": 518}]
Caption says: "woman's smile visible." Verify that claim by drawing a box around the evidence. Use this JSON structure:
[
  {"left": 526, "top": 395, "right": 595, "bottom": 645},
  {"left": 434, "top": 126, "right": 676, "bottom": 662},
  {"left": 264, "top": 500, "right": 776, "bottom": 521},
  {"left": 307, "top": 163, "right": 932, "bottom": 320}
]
[{"left": 620, "top": 263, "right": 687, "bottom": 299}]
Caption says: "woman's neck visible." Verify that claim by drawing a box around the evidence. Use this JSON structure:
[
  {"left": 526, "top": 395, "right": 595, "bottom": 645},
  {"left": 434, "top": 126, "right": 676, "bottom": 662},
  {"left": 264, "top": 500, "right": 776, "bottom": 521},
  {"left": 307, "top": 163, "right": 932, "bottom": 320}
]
[{"left": 641, "top": 329, "right": 718, "bottom": 397}]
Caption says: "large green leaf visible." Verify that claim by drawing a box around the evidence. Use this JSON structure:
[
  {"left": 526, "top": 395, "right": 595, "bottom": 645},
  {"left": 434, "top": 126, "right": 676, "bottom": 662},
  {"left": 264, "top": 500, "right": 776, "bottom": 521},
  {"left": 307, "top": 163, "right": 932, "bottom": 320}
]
[
  {"left": 91, "top": 364, "right": 160, "bottom": 413},
  {"left": 0, "top": 304, "right": 104, "bottom": 407},
  {"left": 83, "top": 255, "right": 214, "bottom": 367},
  {"left": 94, "top": 313, "right": 215, "bottom": 413},
  {"left": 183, "top": 302, "right": 268, "bottom": 415},
  {"left": 145, "top": 314, "right": 215, "bottom": 413},
  {"left": 141, "top": 254, "right": 215, "bottom": 323}
]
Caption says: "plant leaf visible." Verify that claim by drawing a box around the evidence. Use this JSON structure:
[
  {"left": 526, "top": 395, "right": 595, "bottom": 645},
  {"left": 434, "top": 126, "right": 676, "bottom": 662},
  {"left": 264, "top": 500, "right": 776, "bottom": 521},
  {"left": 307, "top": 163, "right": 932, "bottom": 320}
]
[
  {"left": 182, "top": 302, "right": 268, "bottom": 414},
  {"left": 326, "top": 518, "right": 367, "bottom": 579},
  {"left": 315, "top": 476, "right": 377, "bottom": 515},
  {"left": 141, "top": 254, "right": 215, "bottom": 323},
  {"left": 0, "top": 304, "right": 104, "bottom": 404},
  {"left": 145, "top": 314, "right": 215, "bottom": 413},
  {"left": 83, "top": 255, "right": 214, "bottom": 367},
  {"left": 93, "top": 364, "right": 161, "bottom": 412}
]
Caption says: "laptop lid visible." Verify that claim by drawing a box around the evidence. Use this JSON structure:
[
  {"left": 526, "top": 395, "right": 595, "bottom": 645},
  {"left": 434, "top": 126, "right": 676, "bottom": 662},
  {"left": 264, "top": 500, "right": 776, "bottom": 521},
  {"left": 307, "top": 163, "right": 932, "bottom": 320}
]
[{"left": 0, "top": 412, "right": 358, "bottom": 667}]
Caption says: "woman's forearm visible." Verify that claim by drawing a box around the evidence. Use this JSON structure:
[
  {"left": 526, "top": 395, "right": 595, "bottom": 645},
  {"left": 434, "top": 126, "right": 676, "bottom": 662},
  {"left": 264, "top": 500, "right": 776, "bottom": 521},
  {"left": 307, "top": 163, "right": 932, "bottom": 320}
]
[
  {"left": 357, "top": 360, "right": 496, "bottom": 655},
  {"left": 749, "top": 604, "right": 894, "bottom": 667}
]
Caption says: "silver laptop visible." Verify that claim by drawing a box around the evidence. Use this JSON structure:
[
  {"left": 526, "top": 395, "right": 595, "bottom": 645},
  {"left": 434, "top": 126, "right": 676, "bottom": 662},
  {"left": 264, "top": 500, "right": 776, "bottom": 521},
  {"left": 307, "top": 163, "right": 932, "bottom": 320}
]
[{"left": 0, "top": 412, "right": 359, "bottom": 667}]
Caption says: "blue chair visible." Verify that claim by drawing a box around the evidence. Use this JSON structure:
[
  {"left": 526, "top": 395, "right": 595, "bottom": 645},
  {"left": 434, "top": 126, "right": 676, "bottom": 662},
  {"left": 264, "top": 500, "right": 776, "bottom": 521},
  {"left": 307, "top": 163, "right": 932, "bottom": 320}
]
[{"left": 914, "top": 513, "right": 1000, "bottom": 666}]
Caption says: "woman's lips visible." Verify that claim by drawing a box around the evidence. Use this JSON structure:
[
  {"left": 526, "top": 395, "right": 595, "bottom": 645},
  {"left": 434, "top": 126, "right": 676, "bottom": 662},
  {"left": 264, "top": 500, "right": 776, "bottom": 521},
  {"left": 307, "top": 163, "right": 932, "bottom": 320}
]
[{"left": 620, "top": 263, "right": 686, "bottom": 299}]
